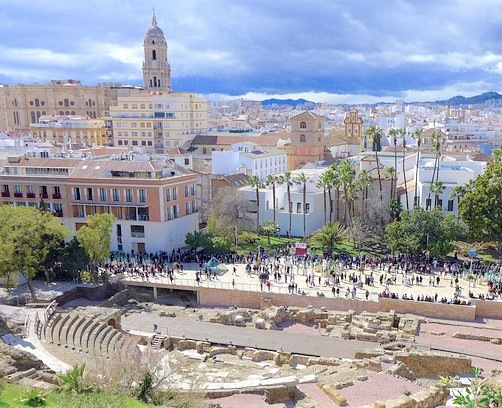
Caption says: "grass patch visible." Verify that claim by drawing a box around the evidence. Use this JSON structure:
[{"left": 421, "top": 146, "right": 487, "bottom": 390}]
[
  {"left": 451, "top": 240, "right": 500, "bottom": 264},
  {"left": 0, "top": 382, "right": 148, "bottom": 408}
]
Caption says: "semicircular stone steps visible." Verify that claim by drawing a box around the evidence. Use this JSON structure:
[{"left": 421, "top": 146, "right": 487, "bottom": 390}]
[{"left": 43, "top": 312, "right": 126, "bottom": 361}]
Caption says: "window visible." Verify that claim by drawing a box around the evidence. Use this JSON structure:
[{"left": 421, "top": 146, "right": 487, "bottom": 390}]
[
  {"left": 437, "top": 199, "right": 443, "bottom": 209},
  {"left": 131, "top": 225, "right": 145, "bottom": 238},
  {"left": 172, "top": 187, "right": 177, "bottom": 200},
  {"left": 305, "top": 203, "right": 310, "bottom": 214},
  {"left": 184, "top": 158, "right": 190, "bottom": 165},
  {"left": 173, "top": 205, "right": 179, "bottom": 218},
  {"left": 86, "top": 188, "right": 94, "bottom": 201},
  {"left": 166, "top": 189, "right": 171, "bottom": 201},
  {"left": 300, "top": 134, "right": 306, "bottom": 143},
  {"left": 2, "top": 184, "right": 9, "bottom": 193},
  {"left": 300, "top": 122, "right": 307, "bottom": 129},
  {"left": 126, "top": 189, "right": 133, "bottom": 202},
  {"left": 447, "top": 199, "right": 454, "bottom": 211},
  {"left": 184, "top": 185, "right": 189, "bottom": 197},
  {"left": 190, "top": 184, "right": 195, "bottom": 195},
  {"left": 112, "top": 188, "right": 120, "bottom": 202},
  {"left": 425, "top": 198, "right": 431, "bottom": 209},
  {"left": 297, "top": 202, "right": 301, "bottom": 213},
  {"left": 99, "top": 188, "right": 107, "bottom": 201},
  {"left": 185, "top": 202, "right": 190, "bottom": 214},
  {"left": 139, "top": 189, "right": 146, "bottom": 203},
  {"left": 266, "top": 200, "right": 269, "bottom": 210},
  {"left": 167, "top": 207, "right": 173, "bottom": 220}
]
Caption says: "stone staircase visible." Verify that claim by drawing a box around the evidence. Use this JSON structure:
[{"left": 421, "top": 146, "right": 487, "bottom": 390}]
[
  {"left": 42, "top": 311, "right": 128, "bottom": 364},
  {"left": 150, "top": 334, "right": 167, "bottom": 350}
]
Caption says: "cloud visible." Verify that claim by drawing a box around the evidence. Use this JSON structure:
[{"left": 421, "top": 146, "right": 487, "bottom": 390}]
[{"left": 0, "top": 0, "right": 501, "bottom": 103}]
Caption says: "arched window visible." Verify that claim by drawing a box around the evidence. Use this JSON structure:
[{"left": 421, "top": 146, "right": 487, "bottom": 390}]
[
  {"left": 35, "top": 98, "right": 40, "bottom": 107},
  {"left": 30, "top": 111, "right": 36, "bottom": 123},
  {"left": 64, "top": 98, "right": 69, "bottom": 107},
  {"left": 153, "top": 76, "right": 157, "bottom": 87},
  {"left": 300, "top": 134, "right": 306, "bottom": 143},
  {"left": 300, "top": 121, "right": 307, "bottom": 129},
  {"left": 36, "top": 111, "right": 41, "bottom": 121},
  {"left": 71, "top": 111, "right": 75, "bottom": 115},
  {"left": 152, "top": 50, "right": 157, "bottom": 60},
  {"left": 59, "top": 111, "right": 64, "bottom": 115}
]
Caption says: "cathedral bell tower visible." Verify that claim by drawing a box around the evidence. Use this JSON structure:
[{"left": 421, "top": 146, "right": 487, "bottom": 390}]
[{"left": 142, "top": 10, "right": 171, "bottom": 92}]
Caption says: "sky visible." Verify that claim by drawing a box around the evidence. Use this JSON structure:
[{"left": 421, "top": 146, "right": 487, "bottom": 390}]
[{"left": 1, "top": 0, "right": 502, "bottom": 104}]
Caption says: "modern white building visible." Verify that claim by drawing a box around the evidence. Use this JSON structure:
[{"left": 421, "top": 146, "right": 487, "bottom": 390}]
[
  {"left": 212, "top": 142, "right": 287, "bottom": 180},
  {"left": 404, "top": 156, "right": 487, "bottom": 214},
  {"left": 240, "top": 168, "right": 326, "bottom": 237}
]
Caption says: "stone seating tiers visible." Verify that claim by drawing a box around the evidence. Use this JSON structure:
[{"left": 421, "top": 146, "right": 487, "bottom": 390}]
[{"left": 42, "top": 312, "right": 124, "bottom": 361}]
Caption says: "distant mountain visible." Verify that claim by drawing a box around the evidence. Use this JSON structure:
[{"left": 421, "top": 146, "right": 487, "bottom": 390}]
[
  {"left": 434, "top": 91, "right": 502, "bottom": 105},
  {"left": 261, "top": 98, "right": 316, "bottom": 108}
]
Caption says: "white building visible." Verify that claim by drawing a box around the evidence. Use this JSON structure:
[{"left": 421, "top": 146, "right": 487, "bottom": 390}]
[
  {"left": 212, "top": 142, "right": 287, "bottom": 180},
  {"left": 404, "top": 156, "right": 487, "bottom": 214}
]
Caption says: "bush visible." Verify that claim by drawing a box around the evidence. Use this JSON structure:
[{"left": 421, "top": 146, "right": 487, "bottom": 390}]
[
  {"left": 17, "top": 388, "right": 48, "bottom": 407},
  {"left": 238, "top": 231, "right": 258, "bottom": 245}
]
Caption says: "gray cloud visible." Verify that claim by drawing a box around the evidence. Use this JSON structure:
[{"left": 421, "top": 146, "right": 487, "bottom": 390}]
[{"left": 0, "top": 0, "right": 500, "bottom": 102}]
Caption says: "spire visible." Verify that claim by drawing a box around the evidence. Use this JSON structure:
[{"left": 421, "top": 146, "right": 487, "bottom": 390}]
[{"left": 152, "top": 6, "right": 157, "bottom": 27}]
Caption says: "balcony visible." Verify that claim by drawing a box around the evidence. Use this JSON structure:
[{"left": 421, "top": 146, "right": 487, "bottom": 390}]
[
  {"left": 52, "top": 194, "right": 62, "bottom": 199},
  {"left": 40, "top": 194, "right": 49, "bottom": 199},
  {"left": 14, "top": 192, "right": 23, "bottom": 198},
  {"left": 53, "top": 211, "right": 63, "bottom": 217},
  {"left": 27, "top": 193, "right": 36, "bottom": 198},
  {"left": 1, "top": 192, "right": 10, "bottom": 198}
]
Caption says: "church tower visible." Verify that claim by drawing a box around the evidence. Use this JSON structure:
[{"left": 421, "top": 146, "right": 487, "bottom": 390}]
[{"left": 142, "top": 10, "right": 171, "bottom": 92}]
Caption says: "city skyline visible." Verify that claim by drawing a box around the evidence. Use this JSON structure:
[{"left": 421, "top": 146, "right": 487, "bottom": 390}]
[{"left": 1, "top": 0, "right": 502, "bottom": 104}]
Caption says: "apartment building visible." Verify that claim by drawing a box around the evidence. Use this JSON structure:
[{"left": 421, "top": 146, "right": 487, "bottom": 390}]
[
  {"left": 30, "top": 115, "right": 109, "bottom": 147},
  {"left": 106, "top": 91, "right": 208, "bottom": 153},
  {"left": 0, "top": 155, "right": 198, "bottom": 253}
]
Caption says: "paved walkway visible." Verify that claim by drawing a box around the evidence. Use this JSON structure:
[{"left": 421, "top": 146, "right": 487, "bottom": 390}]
[
  {"left": 122, "top": 312, "right": 376, "bottom": 359},
  {"left": 121, "top": 260, "right": 492, "bottom": 304}
]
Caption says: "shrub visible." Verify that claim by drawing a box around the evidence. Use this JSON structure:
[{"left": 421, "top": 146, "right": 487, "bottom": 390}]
[{"left": 17, "top": 388, "right": 48, "bottom": 407}]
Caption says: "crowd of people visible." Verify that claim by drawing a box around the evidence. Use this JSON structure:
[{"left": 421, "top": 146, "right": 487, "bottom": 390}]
[{"left": 93, "top": 246, "right": 502, "bottom": 305}]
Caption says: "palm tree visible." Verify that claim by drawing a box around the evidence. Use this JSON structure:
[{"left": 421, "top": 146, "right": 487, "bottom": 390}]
[
  {"left": 260, "top": 220, "right": 277, "bottom": 245},
  {"left": 330, "top": 163, "right": 342, "bottom": 222},
  {"left": 309, "top": 222, "right": 346, "bottom": 255},
  {"left": 397, "top": 129, "right": 410, "bottom": 210},
  {"left": 338, "top": 160, "right": 356, "bottom": 225},
  {"left": 388, "top": 128, "right": 399, "bottom": 200},
  {"left": 316, "top": 170, "right": 333, "bottom": 224},
  {"left": 426, "top": 130, "right": 443, "bottom": 207},
  {"left": 450, "top": 185, "right": 466, "bottom": 223},
  {"left": 412, "top": 128, "right": 423, "bottom": 207},
  {"left": 364, "top": 126, "right": 383, "bottom": 201},
  {"left": 265, "top": 174, "right": 278, "bottom": 225},
  {"left": 248, "top": 175, "right": 262, "bottom": 232},
  {"left": 357, "top": 169, "right": 373, "bottom": 218},
  {"left": 430, "top": 181, "right": 445, "bottom": 209},
  {"left": 385, "top": 166, "right": 396, "bottom": 203},
  {"left": 294, "top": 172, "right": 309, "bottom": 238},
  {"left": 278, "top": 171, "right": 294, "bottom": 237}
]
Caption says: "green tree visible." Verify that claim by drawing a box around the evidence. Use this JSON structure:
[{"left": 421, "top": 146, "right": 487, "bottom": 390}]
[
  {"left": 76, "top": 213, "right": 116, "bottom": 279},
  {"left": 185, "top": 231, "right": 213, "bottom": 251},
  {"left": 460, "top": 150, "right": 502, "bottom": 259},
  {"left": 385, "top": 166, "right": 396, "bottom": 204},
  {"left": 248, "top": 175, "right": 263, "bottom": 232},
  {"left": 265, "top": 174, "right": 278, "bottom": 225},
  {"left": 278, "top": 171, "right": 294, "bottom": 237},
  {"left": 57, "top": 363, "right": 92, "bottom": 395},
  {"left": 294, "top": 171, "right": 309, "bottom": 238},
  {"left": 357, "top": 169, "right": 374, "bottom": 218},
  {"left": 0, "top": 206, "right": 70, "bottom": 300},
  {"left": 364, "top": 126, "right": 384, "bottom": 201},
  {"left": 388, "top": 128, "right": 400, "bottom": 200},
  {"left": 450, "top": 185, "right": 466, "bottom": 223},
  {"left": 260, "top": 220, "right": 278, "bottom": 245},
  {"left": 426, "top": 129, "right": 443, "bottom": 207},
  {"left": 385, "top": 207, "right": 463, "bottom": 257},
  {"left": 412, "top": 128, "right": 423, "bottom": 207},
  {"left": 430, "top": 180, "right": 446, "bottom": 209},
  {"left": 338, "top": 160, "right": 356, "bottom": 225},
  {"left": 315, "top": 169, "right": 333, "bottom": 224},
  {"left": 308, "top": 222, "right": 346, "bottom": 255}
]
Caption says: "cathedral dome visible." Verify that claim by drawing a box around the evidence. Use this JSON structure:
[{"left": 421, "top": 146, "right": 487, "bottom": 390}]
[{"left": 144, "top": 13, "right": 165, "bottom": 41}]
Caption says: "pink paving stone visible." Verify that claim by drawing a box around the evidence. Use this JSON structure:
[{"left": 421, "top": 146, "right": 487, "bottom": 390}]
[
  {"left": 298, "top": 383, "right": 339, "bottom": 408},
  {"left": 208, "top": 394, "right": 269, "bottom": 408},
  {"left": 337, "top": 372, "right": 426, "bottom": 407}
]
